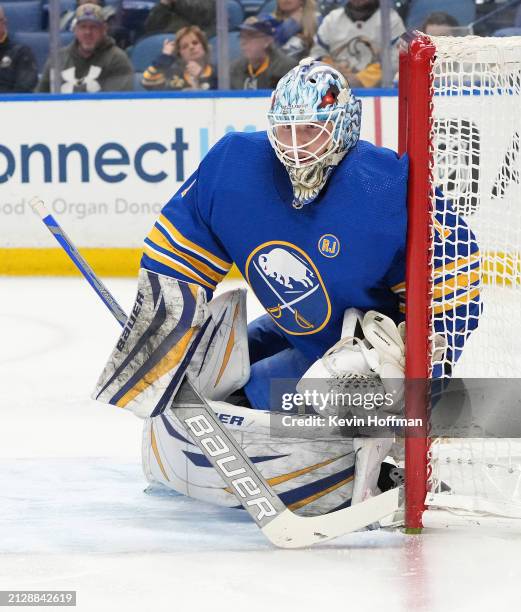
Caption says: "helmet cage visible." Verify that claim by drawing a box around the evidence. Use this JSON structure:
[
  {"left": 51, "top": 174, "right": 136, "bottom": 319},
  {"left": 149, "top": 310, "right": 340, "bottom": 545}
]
[{"left": 268, "top": 105, "right": 347, "bottom": 169}]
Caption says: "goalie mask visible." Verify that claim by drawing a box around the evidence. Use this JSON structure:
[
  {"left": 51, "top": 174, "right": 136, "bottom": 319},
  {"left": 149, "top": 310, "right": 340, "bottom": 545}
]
[{"left": 268, "top": 58, "right": 362, "bottom": 209}]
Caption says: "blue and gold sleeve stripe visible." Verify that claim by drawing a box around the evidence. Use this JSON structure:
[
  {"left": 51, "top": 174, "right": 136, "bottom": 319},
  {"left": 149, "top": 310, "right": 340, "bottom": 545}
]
[
  {"left": 390, "top": 280, "right": 406, "bottom": 314},
  {"left": 433, "top": 251, "right": 480, "bottom": 279},
  {"left": 432, "top": 286, "right": 481, "bottom": 315},
  {"left": 143, "top": 241, "right": 217, "bottom": 290},
  {"left": 157, "top": 214, "right": 232, "bottom": 273},
  {"left": 390, "top": 280, "right": 405, "bottom": 294},
  {"left": 432, "top": 269, "right": 481, "bottom": 300},
  {"left": 391, "top": 251, "right": 481, "bottom": 316},
  {"left": 431, "top": 248, "right": 481, "bottom": 315},
  {"left": 144, "top": 216, "right": 232, "bottom": 291},
  {"left": 148, "top": 226, "right": 224, "bottom": 283}
]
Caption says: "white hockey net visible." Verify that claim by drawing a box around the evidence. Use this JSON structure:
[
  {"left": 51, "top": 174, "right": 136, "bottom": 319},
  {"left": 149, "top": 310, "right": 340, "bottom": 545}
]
[{"left": 424, "top": 35, "right": 521, "bottom": 527}]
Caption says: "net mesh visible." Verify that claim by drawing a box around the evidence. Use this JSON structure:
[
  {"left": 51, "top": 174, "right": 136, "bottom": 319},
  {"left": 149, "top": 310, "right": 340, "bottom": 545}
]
[{"left": 426, "top": 36, "right": 521, "bottom": 520}]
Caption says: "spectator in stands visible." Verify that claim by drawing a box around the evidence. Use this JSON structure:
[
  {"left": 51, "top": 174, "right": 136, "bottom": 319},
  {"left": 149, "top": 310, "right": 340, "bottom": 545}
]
[
  {"left": 421, "top": 12, "right": 460, "bottom": 36},
  {"left": 231, "top": 15, "right": 297, "bottom": 90},
  {"left": 60, "top": 0, "right": 116, "bottom": 32},
  {"left": 37, "top": 3, "right": 133, "bottom": 92},
  {"left": 0, "top": 4, "right": 38, "bottom": 93},
  {"left": 142, "top": 25, "right": 216, "bottom": 90},
  {"left": 272, "top": 0, "right": 320, "bottom": 60},
  {"left": 60, "top": 0, "right": 131, "bottom": 49},
  {"left": 144, "top": 0, "right": 215, "bottom": 39},
  {"left": 310, "top": 0, "right": 405, "bottom": 87},
  {"left": 406, "top": 0, "right": 474, "bottom": 31}
]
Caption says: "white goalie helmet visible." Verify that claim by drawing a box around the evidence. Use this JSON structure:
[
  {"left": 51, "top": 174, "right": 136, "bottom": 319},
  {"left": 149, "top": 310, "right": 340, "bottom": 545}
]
[{"left": 267, "top": 58, "right": 362, "bottom": 208}]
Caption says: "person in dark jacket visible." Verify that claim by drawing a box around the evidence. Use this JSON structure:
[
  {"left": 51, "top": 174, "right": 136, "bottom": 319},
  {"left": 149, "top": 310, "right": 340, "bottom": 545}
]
[
  {"left": 144, "top": 0, "right": 215, "bottom": 38},
  {"left": 37, "top": 3, "right": 133, "bottom": 92},
  {"left": 0, "top": 4, "right": 38, "bottom": 93},
  {"left": 231, "top": 15, "right": 297, "bottom": 90},
  {"left": 142, "top": 25, "right": 216, "bottom": 90}
]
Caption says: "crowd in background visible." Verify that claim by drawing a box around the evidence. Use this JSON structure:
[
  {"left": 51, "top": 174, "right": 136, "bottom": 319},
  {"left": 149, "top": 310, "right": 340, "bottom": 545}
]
[{"left": 0, "top": 0, "right": 520, "bottom": 94}]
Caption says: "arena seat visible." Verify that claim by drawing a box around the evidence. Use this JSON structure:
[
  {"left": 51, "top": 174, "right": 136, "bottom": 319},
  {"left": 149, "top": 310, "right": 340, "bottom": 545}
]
[
  {"left": 208, "top": 30, "right": 242, "bottom": 65},
  {"left": 2, "top": 1, "right": 43, "bottom": 33},
  {"left": 128, "top": 33, "right": 168, "bottom": 73},
  {"left": 227, "top": 0, "right": 244, "bottom": 30},
  {"left": 41, "top": 0, "right": 76, "bottom": 30},
  {"left": 239, "top": 0, "right": 265, "bottom": 16},
  {"left": 14, "top": 31, "right": 74, "bottom": 73}
]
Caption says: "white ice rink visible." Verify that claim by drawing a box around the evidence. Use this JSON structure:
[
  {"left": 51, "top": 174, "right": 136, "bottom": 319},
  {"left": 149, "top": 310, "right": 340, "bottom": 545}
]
[{"left": 2, "top": 276, "right": 521, "bottom": 612}]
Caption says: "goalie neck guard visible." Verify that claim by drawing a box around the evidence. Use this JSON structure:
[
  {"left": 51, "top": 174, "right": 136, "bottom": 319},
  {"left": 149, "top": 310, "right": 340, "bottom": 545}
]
[{"left": 267, "top": 58, "right": 362, "bottom": 209}]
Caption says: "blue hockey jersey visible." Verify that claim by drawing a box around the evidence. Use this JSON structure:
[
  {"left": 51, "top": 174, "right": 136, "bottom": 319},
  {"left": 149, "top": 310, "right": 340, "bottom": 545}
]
[{"left": 141, "top": 131, "right": 480, "bottom": 372}]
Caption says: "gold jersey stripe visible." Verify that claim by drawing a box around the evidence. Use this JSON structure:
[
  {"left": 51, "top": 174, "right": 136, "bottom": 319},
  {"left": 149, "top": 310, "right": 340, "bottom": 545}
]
[
  {"left": 144, "top": 244, "right": 216, "bottom": 290},
  {"left": 148, "top": 226, "right": 224, "bottom": 283},
  {"left": 433, "top": 252, "right": 481, "bottom": 278},
  {"left": 159, "top": 215, "right": 232, "bottom": 271},
  {"left": 433, "top": 218, "right": 452, "bottom": 239},
  {"left": 432, "top": 287, "right": 480, "bottom": 315},
  {"left": 432, "top": 270, "right": 481, "bottom": 299},
  {"left": 391, "top": 280, "right": 406, "bottom": 293}
]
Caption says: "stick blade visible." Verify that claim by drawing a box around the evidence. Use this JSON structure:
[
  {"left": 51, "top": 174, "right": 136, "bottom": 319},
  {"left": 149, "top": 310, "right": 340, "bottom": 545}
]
[{"left": 262, "top": 487, "right": 402, "bottom": 549}]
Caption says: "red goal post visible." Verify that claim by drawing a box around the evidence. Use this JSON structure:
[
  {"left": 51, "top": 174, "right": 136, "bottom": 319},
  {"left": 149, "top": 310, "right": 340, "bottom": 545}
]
[{"left": 398, "top": 33, "right": 435, "bottom": 532}]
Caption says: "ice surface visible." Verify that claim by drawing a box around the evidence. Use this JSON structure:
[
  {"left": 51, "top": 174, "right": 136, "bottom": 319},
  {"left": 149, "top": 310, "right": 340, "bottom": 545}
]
[{"left": 1, "top": 277, "right": 521, "bottom": 612}]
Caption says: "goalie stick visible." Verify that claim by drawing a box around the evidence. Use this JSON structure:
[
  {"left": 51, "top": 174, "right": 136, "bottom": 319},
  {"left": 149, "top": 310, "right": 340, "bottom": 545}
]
[{"left": 30, "top": 196, "right": 402, "bottom": 548}]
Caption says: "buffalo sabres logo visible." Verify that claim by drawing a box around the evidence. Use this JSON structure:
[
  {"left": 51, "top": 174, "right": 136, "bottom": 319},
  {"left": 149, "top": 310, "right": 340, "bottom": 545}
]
[{"left": 245, "top": 241, "right": 331, "bottom": 335}]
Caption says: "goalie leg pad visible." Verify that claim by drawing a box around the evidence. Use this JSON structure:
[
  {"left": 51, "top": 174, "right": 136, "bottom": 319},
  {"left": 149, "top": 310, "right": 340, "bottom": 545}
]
[
  {"left": 351, "top": 437, "right": 394, "bottom": 505},
  {"left": 93, "top": 270, "right": 207, "bottom": 418},
  {"left": 142, "top": 401, "right": 355, "bottom": 516}
]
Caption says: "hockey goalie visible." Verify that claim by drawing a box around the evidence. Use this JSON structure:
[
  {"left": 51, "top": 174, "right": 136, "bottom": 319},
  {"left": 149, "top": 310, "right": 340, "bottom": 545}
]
[{"left": 94, "top": 58, "right": 480, "bottom": 519}]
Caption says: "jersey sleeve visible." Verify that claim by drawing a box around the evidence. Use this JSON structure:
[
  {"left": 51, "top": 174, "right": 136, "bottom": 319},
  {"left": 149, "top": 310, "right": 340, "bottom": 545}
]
[
  {"left": 431, "top": 192, "right": 481, "bottom": 376},
  {"left": 387, "top": 191, "right": 482, "bottom": 377},
  {"left": 141, "top": 163, "right": 233, "bottom": 299}
]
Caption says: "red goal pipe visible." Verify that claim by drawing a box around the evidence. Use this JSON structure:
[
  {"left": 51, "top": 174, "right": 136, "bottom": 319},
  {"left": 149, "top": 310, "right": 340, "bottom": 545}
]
[{"left": 399, "top": 34, "right": 436, "bottom": 531}]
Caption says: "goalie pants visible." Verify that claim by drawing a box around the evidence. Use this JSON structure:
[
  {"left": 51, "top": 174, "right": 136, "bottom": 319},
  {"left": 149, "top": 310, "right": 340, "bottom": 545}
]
[{"left": 243, "top": 314, "right": 314, "bottom": 410}]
